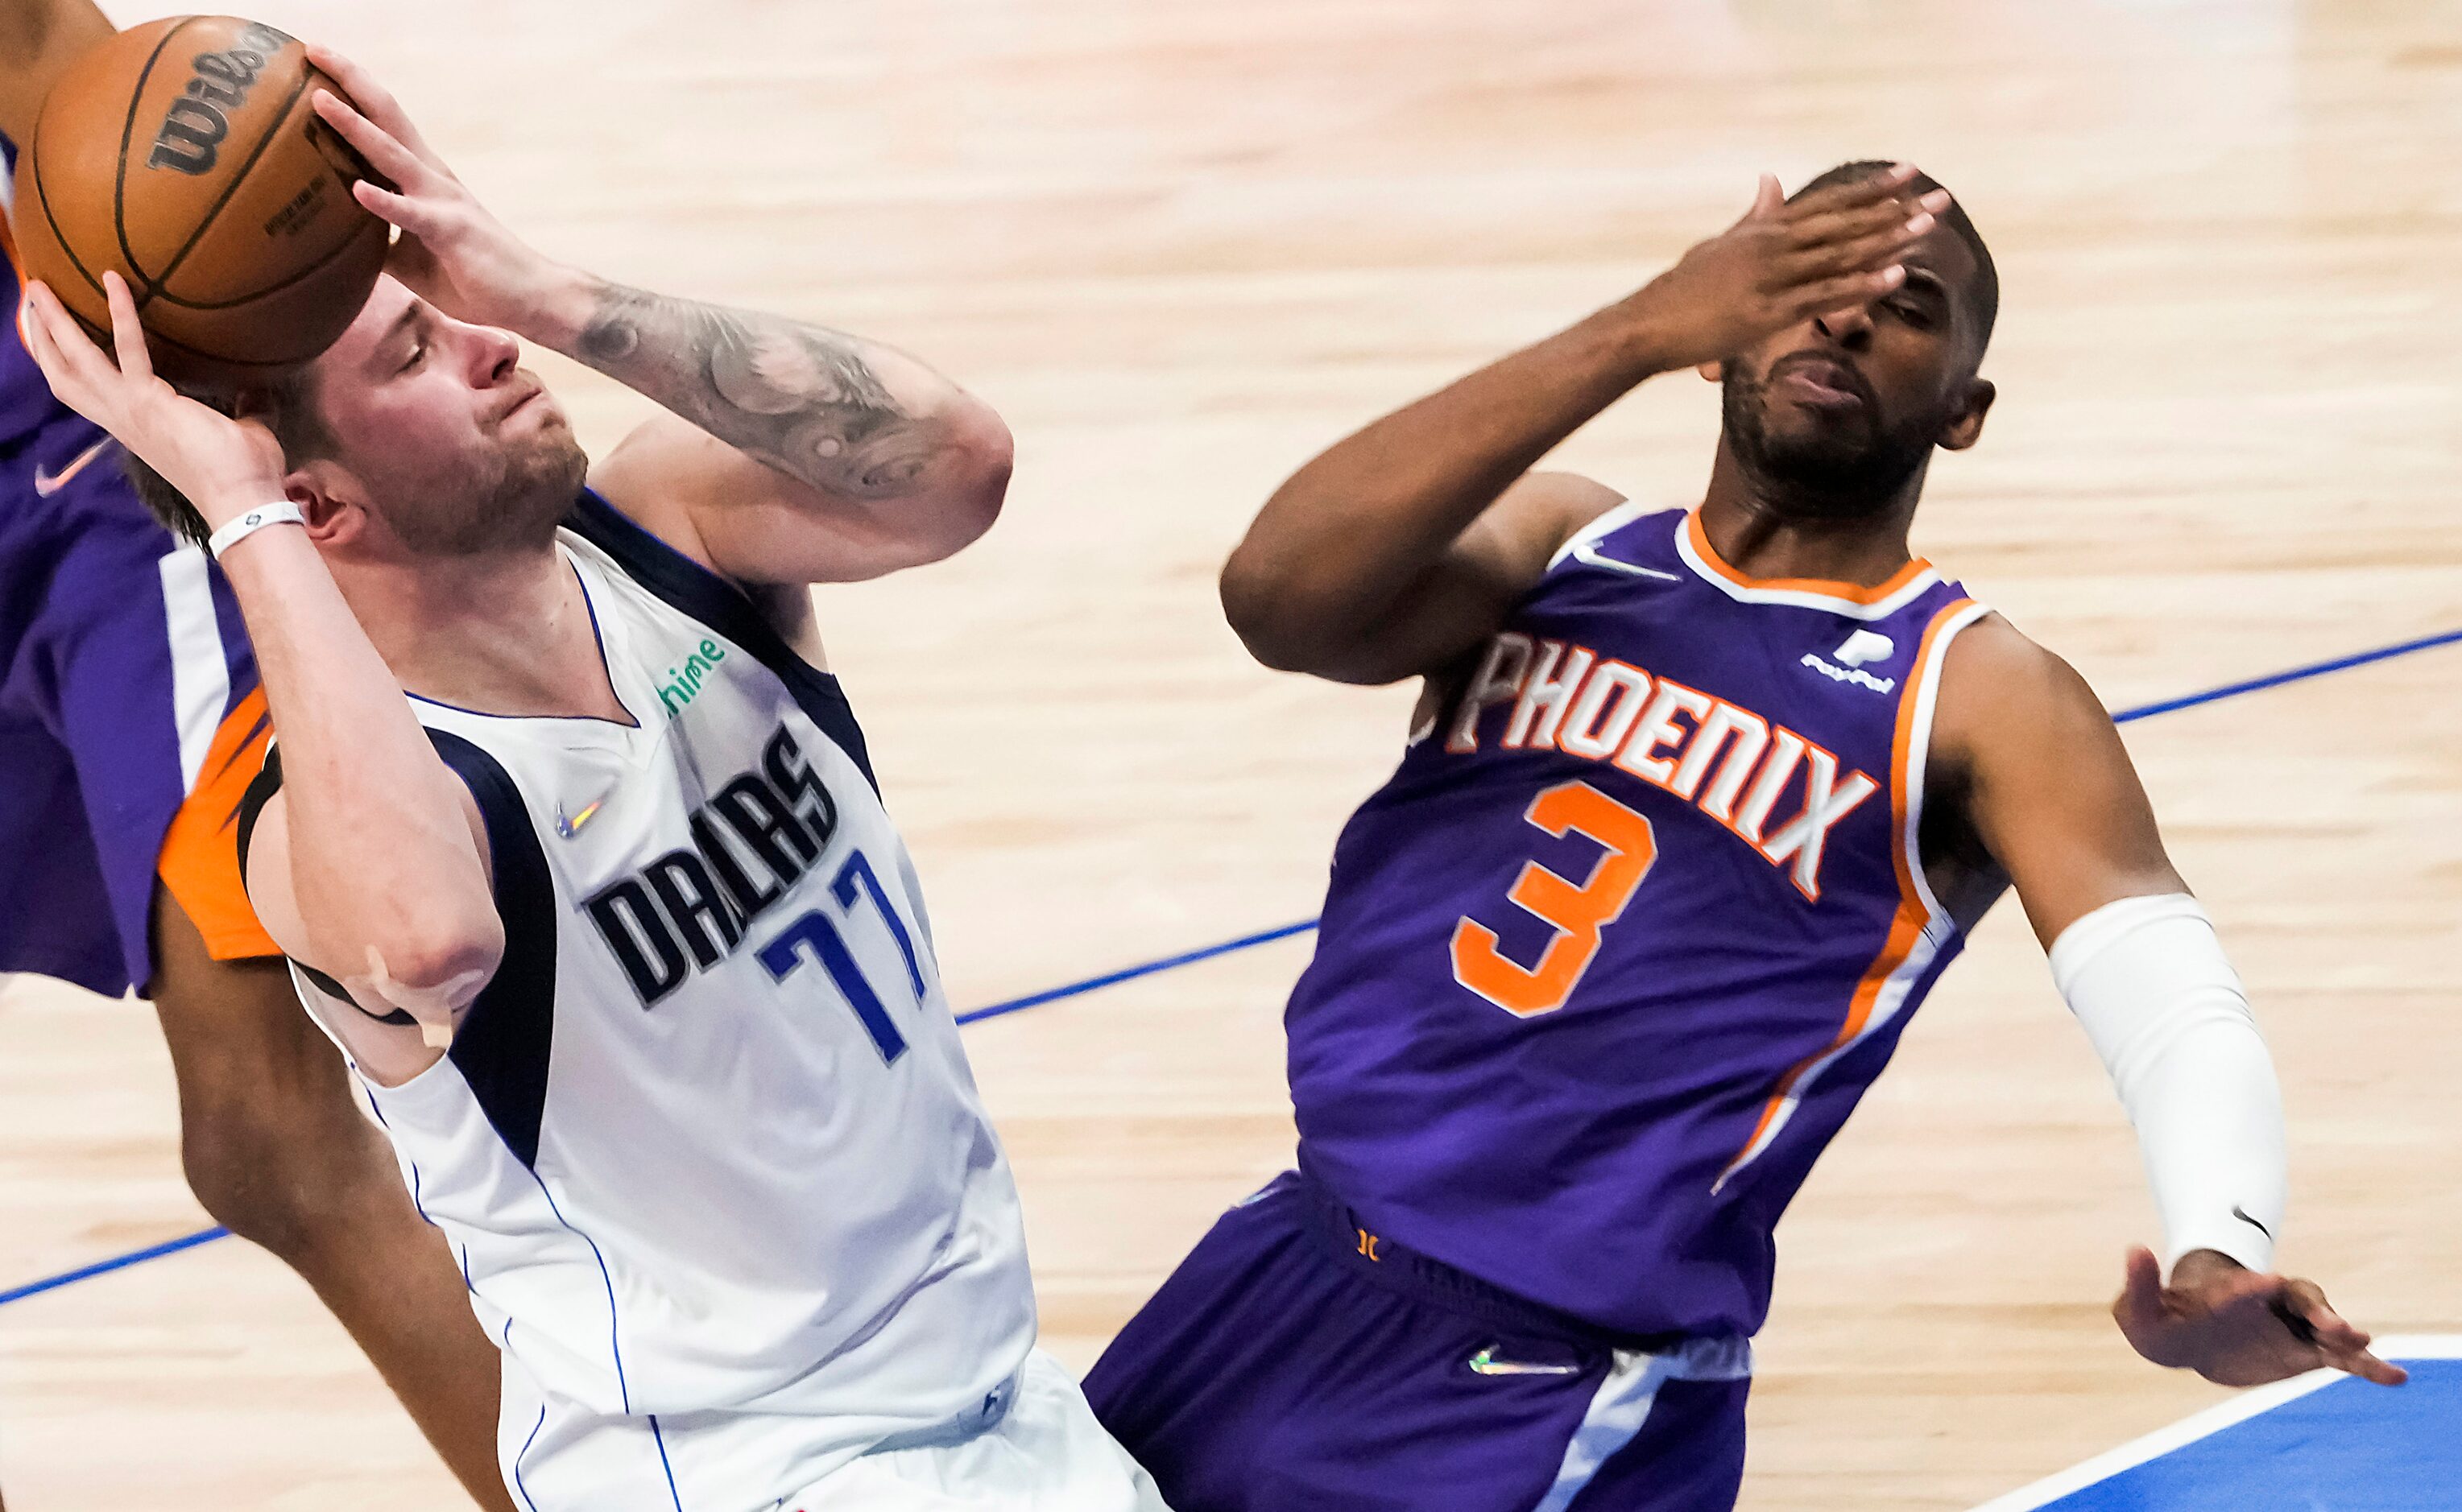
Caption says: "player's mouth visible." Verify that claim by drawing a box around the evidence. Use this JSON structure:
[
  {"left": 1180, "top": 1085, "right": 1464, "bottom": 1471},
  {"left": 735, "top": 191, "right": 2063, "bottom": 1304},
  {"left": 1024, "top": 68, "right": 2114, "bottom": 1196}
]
[
  {"left": 494, "top": 384, "right": 547, "bottom": 427},
  {"left": 1769, "top": 353, "right": 1872, "bottom": 415}
]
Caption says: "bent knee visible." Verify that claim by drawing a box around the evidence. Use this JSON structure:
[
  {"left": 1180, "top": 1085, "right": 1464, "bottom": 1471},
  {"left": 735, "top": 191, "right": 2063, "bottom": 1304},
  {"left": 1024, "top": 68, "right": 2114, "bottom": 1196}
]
[{"left": 176, "top": 1084, "right": 398, "bottom": 1260}]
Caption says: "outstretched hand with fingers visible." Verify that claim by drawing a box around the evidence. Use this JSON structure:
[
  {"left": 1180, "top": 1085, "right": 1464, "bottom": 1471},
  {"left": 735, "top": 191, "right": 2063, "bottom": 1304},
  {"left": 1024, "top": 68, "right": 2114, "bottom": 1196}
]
[
  {"left": 1626, "top": 163, "right": 1948, "bottom": 374},
  {"left": 308, "top": 44, "right": 569, "bottom": 332},
  {"left": 17, "top": 272, "right": 286, "bottom": 535},
  {"left": 2114, "top": 1246, "right": 2407, "bottom": 1389}
]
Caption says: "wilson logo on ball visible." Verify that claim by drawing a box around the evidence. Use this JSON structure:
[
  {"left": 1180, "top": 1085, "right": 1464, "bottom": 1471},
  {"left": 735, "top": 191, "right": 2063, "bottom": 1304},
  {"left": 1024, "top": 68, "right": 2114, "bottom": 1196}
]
[{"left": 147, "top": 23, "right": 296, "bottom": 176}]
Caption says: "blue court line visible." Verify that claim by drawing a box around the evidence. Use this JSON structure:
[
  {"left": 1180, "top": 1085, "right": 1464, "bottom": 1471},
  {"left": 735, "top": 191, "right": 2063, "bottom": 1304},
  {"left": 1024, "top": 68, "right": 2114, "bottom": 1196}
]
[
  {"left": 952, "top": 919, "right": 1321, "bottom": 1027},
  {"left": 2, "top": 623, "right": 2456, "bottom": 1313},
  {"left": 2107, "top": 626, "right": 2462, "bottom": 724},
  {"left": 0, "top": 1225, "right": 230, "bottom": 1308}
]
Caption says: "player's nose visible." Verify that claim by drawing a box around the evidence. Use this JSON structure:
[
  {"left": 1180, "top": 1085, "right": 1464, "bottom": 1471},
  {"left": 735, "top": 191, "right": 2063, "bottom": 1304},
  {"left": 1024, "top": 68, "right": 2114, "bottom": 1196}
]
[
  {"left": 463, "top": 320, "right": 523, "bottom": 386},
  {"left": 1811, "top": 304, "right": 1875, "bottom": 349}
]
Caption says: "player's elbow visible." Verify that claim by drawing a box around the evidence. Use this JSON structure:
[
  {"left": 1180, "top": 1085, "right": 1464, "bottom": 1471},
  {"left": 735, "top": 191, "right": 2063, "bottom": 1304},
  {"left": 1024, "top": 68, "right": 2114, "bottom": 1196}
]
[
  {"left": 1221, "top": 543, "right": 1342, "bottom": 675},
  {"left": 367, "top": 895, "right": 506, "bottom": 1002},
  {"left": 948, "top": 402, "right": 1014, "bottom": 547},
  {"left": 904, "top": 400, "right": 1012, "bottom": 567}
]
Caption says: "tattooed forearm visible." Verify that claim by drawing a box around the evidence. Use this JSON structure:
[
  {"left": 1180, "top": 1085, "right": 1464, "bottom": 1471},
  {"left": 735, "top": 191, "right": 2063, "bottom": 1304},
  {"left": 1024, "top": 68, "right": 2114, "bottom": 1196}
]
[{"left": 573, "top": 281, "right": 953, "bottom": 501}]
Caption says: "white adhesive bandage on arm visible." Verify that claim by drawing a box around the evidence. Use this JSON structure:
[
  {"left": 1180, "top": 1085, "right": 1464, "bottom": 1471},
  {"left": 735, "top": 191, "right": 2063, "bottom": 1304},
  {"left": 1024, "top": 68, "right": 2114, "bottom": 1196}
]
[
  {"left": 348, "top": 944, "right": 491, "bottom": 1051},
  {"left": 2048, "top": 892, "right": 2286, "bottom": 1277}
]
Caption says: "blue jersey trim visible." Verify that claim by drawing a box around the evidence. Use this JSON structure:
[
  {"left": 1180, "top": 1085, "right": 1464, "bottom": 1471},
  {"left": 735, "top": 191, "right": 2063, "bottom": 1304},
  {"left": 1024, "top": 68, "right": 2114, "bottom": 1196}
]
[
  {"left": 511, "top": 1415, "right": 546, "bottom": 1512},
  {"left": 527, "top": 1165, "right": 633, "bottom": 1413},
  {"left": 505, "top": 1334, "right": 547, "bottom": 1512},
  {"left": 404, "top": 559, "right": 643, "bottom": 729},
  {"left": 564, "top": 489, "right": 879, "bottom": 795},
  {"left": 648, "top": 1414, "right": 686, "bottom": 1510}
]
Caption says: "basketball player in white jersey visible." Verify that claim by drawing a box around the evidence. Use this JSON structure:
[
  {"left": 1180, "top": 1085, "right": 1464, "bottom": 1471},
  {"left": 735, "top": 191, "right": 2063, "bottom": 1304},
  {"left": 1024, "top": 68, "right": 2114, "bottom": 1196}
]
[{"left": 19, "top": 48, "right": 1167, "bottom": 1512}]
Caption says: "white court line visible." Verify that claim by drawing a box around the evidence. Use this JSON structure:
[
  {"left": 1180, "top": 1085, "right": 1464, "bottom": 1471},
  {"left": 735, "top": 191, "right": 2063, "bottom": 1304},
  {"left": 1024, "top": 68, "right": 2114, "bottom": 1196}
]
[{"left": 1967, "top": 1334, "right": 2462, "bottom": 1511}]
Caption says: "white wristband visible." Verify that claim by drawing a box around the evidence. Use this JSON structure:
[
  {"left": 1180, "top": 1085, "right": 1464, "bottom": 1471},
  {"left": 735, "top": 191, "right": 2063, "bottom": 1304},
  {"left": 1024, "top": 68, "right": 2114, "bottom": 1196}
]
[{"left": 207, "top": 502, "right": 305, "bottom": 559}]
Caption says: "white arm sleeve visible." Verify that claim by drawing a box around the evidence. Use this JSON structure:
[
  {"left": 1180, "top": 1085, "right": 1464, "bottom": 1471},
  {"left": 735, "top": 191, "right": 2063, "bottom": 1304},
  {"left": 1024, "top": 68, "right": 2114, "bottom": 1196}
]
[{"left": 2047, "top": 892, "right": 2286, "bottom": 1277}]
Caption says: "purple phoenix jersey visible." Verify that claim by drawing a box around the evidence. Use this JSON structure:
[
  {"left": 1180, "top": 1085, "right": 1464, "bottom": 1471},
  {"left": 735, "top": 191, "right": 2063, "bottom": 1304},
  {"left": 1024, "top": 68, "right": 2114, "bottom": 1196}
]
[
  {"left": 1289, "top": 501, "right": 1991, "bottom": 1341},
  {"left": 3, "top": 131, "right": 264, "bottom": 995},
  {"left": 2, "top": 136, "right": 59, "bottom": 446}
]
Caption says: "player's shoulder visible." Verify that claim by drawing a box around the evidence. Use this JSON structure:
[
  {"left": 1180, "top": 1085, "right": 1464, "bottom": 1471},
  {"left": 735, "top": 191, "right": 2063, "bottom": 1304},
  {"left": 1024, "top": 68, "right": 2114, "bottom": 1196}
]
[
  {"left": 1509, "top": 469, "right": 1630, "bottom": 546},
  {"left": 1939, "top": 611, "right": 2082, "bottom": 690},
  {"left": 1467, "top": 470, "right": 1632, "bottom": 585},
  {"left": 583, "top": 415, "right": 727, "bottom": 575},
  {"left": 1934, "top": 611, "right": 2116, "bottom": 753}
]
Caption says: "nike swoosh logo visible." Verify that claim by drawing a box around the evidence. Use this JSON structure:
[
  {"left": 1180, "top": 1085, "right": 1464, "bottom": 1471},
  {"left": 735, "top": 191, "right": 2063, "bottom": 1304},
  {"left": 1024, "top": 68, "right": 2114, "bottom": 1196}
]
[
  {"left": 553, "top": 792, "right": 612, "bottom": 839},
  {"left": 1466, "top": 1346, "right": 1583, "bottom": 1378},
  {"left": 1571, "top": 539, "right": 1682, "bottom": 581},
  {"left": 33, "top": 437, "right": 115, "bottom": 498},
  {"left": 2232, "top": 1205, "right": 2274, "bottom": 1241}
]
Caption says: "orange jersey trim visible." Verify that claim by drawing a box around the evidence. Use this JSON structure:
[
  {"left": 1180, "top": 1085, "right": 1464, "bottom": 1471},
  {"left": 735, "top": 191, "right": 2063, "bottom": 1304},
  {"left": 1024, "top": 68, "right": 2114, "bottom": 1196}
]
[
  {"left": 1719, "top": 596, "right": 1977, "bottom": 1178},
  {"left": 1684, "top": 511, "right": 1934, "bottom": 605},
  {"left": 157, "top": 686, "right": 282, "bottom": 961}
]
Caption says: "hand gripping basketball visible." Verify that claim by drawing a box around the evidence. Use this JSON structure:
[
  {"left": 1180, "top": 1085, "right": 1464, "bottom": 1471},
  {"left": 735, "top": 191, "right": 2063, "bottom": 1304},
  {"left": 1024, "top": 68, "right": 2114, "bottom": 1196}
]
[
  {"left": 304, "top": 45, "right": 573, "bottom": 336},
  {"left": 19, "top": 272, "right": 288, "bottom": 537}
]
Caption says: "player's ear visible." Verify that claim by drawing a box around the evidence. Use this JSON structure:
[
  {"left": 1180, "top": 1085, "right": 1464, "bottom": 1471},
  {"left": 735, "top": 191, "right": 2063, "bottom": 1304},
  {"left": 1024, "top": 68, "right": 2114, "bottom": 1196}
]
[
  {"left": 288, "top": 465, "right": 358, "bottom": 545},
  {"left": 1937, "top": 377, "right": 1995, "bottom": 452},
  {"left": 1698, "top": 361, "right": 1723, "bottom": 382}
]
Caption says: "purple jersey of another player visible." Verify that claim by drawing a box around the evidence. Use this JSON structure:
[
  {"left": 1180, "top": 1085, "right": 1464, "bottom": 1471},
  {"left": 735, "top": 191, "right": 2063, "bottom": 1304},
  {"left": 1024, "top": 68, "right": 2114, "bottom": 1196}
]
[
  {"left": 2, "top": 138, "right": 60, "bottom": 447},
  {"left": 1286, "top": 501, "right": 1992, "bottom": 1341},
  {"left": 3, "top": 130, "right": 270, "bottom": 994}
]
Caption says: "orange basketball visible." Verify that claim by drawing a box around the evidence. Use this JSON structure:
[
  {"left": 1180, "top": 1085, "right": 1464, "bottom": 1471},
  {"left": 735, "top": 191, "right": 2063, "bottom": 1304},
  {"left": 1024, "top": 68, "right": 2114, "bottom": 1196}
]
[{"left": 10, "top": 15, "right": 390, "bottom": 376}]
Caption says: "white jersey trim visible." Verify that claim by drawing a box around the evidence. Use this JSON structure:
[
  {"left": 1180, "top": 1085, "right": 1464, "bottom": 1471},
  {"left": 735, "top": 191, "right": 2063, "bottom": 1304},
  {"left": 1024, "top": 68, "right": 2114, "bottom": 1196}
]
[
  {"left": 1545, "top": 497, "right": 1659, "bottom": 571},
  {"left": 1532, "top": 1336, "right": 1752, "bottom": 1512},
  {"left": 1900, "top": 600, "right": 1993, "bottom": 936},
  {"left": 1673, "top": 512, "right": 1946, "bottom": 621},
  {"left": 158, "top": 543, "right": 229, "bottom": 793},
  {"left": 1711, "top": 596, "right": 1989, "bottom": 1191}
]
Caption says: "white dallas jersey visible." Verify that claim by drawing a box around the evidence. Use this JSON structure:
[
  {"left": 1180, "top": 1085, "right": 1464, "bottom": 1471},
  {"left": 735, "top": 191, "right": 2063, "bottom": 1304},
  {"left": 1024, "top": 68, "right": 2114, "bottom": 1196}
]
[{"left": 261, "top": 496, "right": 1036, "bottom": 1510}]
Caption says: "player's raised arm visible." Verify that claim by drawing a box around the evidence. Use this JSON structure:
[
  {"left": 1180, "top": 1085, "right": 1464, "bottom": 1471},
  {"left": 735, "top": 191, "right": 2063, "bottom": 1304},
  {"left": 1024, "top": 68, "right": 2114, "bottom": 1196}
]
[
  {"left": 301, "top": 46, "right": 1010, "bottom": 589},
  {"left": 0, "top": 0, "right": 110, "bottom": 145},
  {"left": 1930, "top": 616, "right": 2404, "bottom": 1390},
  {"left": 17, "top": 272, "right": 503, "bottom": 1049},
  {"left": 1219, "top": 167, "right": 1949, "bottom": 685}
]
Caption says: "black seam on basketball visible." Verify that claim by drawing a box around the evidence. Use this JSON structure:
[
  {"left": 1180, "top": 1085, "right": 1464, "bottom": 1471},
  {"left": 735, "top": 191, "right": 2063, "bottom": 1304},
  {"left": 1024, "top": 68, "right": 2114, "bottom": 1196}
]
[
  {"left": 143, "top": 61, "right": 316, "bottom": 308},
  {"left": 31, "top": 111, "right": 113, "bottom": 308},
  {"left": 146, "top": 212, "right": 383, "bottom": 312},
  {"left": 114, "top": 15, "right": 201, "bottom": 300},
  {"left": 123, "top": 316, "right": 304, "bottom": 370}
]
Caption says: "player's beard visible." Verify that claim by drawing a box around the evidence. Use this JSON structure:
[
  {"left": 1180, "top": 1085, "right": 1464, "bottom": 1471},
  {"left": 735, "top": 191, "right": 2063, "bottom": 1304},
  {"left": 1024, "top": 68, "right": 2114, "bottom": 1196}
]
[
  {"left": 390, "top": 424, "right": 590, "bottom": 558},
  {"left": 1720, "top": 361, "right": 1941, "bottom": 521}
]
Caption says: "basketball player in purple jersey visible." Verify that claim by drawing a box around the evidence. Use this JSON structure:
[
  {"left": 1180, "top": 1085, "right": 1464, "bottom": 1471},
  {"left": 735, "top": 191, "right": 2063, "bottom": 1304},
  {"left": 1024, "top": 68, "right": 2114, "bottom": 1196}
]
[
  {"left": 1, "top": 5, "right": 507, "bottom": 1504},
  {"left": 1083, "top": 163, "right": 2403, "bottom": 1509}
]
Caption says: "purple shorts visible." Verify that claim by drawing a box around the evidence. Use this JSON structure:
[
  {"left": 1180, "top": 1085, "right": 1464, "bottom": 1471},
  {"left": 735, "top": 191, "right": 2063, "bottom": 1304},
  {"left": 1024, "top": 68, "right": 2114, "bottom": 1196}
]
[
  {"left": 0, "top": 413, "right": 262, "bottom": 995},
  {"left": 1085, "top": 1171, "right": 1752, "bottom": 1512}
]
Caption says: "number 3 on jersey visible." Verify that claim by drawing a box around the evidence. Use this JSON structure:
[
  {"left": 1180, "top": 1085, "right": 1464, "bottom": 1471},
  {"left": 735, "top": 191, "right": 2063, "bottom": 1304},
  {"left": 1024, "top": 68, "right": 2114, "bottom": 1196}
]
[{"left": 1450, "top": 780, "right": 1658, "bottom": 1017}]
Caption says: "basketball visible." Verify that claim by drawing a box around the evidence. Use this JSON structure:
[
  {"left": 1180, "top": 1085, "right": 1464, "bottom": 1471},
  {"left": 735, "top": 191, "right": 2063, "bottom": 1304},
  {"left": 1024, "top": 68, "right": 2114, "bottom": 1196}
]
[{"left": 10, "top": 15, "right": 389, "bottom": 375}]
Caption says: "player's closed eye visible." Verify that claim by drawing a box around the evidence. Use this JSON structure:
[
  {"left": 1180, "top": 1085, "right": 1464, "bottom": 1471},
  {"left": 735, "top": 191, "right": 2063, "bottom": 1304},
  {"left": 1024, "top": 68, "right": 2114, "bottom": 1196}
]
[
  {"left": 1885, "top": 298, "right": 1933, "bottom": 328},
  {"left": 400, "top": 341, "right": 427, "bottom": 374}
]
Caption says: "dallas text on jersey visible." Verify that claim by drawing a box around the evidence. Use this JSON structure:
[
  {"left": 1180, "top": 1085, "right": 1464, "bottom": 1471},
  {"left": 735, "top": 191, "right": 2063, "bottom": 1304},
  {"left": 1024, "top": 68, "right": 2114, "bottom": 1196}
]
[{"left": 582, "top": 724, "right": 842, "bottom": 1003}]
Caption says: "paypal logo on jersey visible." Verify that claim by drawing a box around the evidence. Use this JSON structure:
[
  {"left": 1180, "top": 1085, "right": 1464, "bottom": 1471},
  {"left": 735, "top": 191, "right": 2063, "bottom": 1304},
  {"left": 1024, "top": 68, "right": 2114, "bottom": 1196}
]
[{"left": 1799, "top": 629, "right": 1897, "bottom": 695}]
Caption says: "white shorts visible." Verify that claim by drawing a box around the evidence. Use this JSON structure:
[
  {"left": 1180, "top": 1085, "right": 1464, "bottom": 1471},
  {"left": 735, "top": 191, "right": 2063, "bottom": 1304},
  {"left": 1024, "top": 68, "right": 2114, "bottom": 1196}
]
[{"left": 786, "top": 1350, "right": 1170, "bottom": 1511}]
